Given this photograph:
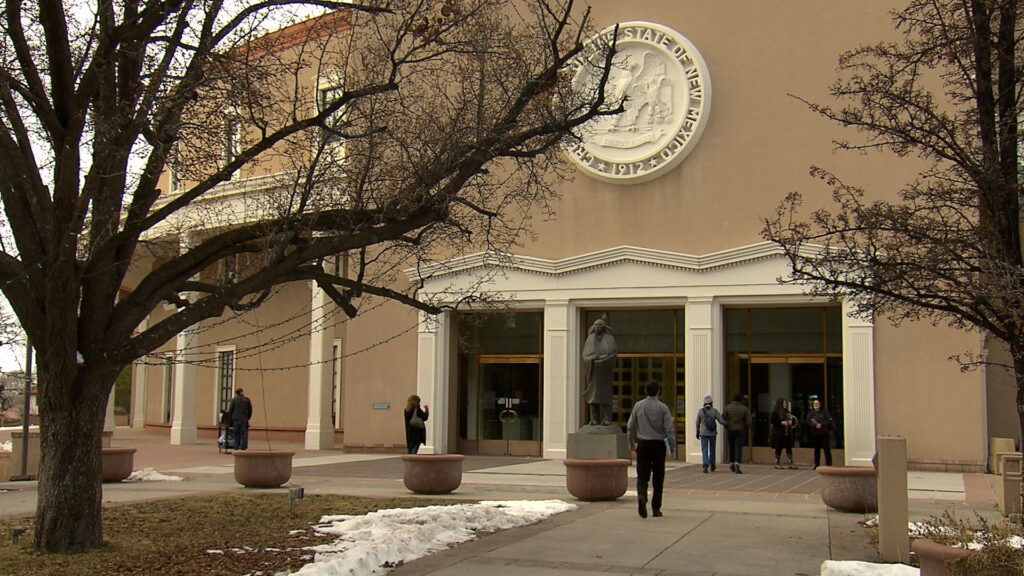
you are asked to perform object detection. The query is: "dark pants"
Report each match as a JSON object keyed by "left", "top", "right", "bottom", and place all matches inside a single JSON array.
[
  {"left": 812, "top": 434, "right": 833, "bottom": 467},
  {"left": 727, "top": 429, "right": 746, "bottom": 464},
  {"left": 232, "top": 420, "right": 249, "bottom": 450},
  {"left": 407, "top": 442, "right": 421, "bottom": 454},
  {"left": 636, "top": 439, "right": 667, "bottom": 512}
]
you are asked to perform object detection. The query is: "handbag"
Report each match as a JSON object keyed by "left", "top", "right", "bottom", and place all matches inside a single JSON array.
[{"left": 409, "top": 414, "right": 425, "bottom": 429}]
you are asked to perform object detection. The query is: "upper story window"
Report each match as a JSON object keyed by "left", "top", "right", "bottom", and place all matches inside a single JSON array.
[
  {"left": 221, "top": 112, "right": 242, "bottom": 177},
  {"left": 168, "top": 146, "right": 180, "bottom": 193},
  {"left": 318, "top": 82, "right": 347, "bottom": 157}
]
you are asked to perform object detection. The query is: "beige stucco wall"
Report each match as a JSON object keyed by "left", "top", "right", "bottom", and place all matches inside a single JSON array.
[
  {"left": 874, "top": 320, "right": 986, "bottom": 470},
  {"left": 340, "top": 293, "right": 418, "bottom": 450},
  {"left": 982, "top": 339, "right": 1021, "bottom": 446},
  {"left": 533, "top": 0, "right": 914, "bottom": 259}
]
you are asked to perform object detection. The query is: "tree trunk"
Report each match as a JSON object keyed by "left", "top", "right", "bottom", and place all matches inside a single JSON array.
[{"left": 33, "top": 369, "right": 110, "bottom": 552}]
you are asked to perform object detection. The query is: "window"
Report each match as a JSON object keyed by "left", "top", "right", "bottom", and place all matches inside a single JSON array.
[
  {"left": 162, "top": 354, "right": 174, "bottom": 424},
  {"left": 168, "top": 146, "right": 180, "bottom": 193},
  {"left": 217, "top": 349, "right": 235, "bottom": 417},
  {"left": 318, "top": 84, "right": 347, "bottom": 156},
  {"left": 725, "top": 306, "right": 844, "bottom": 450},
  {"left": 583, "top": 309, "right": 685, "bottom": 450},
  {"left": 332, "top": 340, "right": 343, "bottom": 428},
  {"left": 222, "top": 113, "right": 242, "bottom": 176}
]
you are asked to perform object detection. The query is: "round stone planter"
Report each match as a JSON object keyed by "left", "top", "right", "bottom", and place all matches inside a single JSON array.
[
  {"left": 233, "top": 450, "right": 294, "bottom": 488},
  {"left": 402, "top": 454, "right": 465, "bottom": 494},
  {"left": 817, "top": 465, "right": 877, "bottom": 513},
  {"left": 563, "top": 458, "right": 629, "bottom": 501},
  {"left": 911, "top": 538, "right": 972, "bottom": 576},
  {"left": 101, "top": 447, "right": 136, "bottom": 483}
]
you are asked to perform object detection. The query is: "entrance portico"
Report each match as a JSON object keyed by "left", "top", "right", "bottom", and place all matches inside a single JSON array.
[{"left": 410, "top": 243, "right": 876, "bottom": 467}]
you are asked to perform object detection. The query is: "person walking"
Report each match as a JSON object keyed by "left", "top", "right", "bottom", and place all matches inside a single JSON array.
[
  {"left": 696, "top": 394, "right": 728, "bottom": 473},
  {"left": 806, "top": 398, "right": 834, "bottom": 469},
  {"left": 770, "top": 398, "right": 799, "bottom": 469},
  {"left": 722, "top": 393, "right": 751, "bottom": 474},
  {"left": 627, "top": 380, "right": 676, "bottom": 519},
  {"left": 404, "top": 394, "right": 429, "bottom": 454},
  {"left": 230, "top": 388, "right": 253, "bottom": 451}
]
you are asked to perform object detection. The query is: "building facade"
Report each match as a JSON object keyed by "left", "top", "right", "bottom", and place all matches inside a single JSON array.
[{"left": 129, "top": 1, "right": 1018, "bottom": 472}]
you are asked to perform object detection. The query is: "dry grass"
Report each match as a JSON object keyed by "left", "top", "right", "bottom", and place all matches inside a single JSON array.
[
  {"left": 0, "top": 493, "right": 467, "bottom": 575},
  {"left": 914, "top": 511, "right": 1024, "bottom": 576}
]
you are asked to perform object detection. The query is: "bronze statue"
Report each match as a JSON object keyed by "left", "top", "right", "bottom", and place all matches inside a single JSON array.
[{"left": 582, "top": 318, "right": 618, "bottom": 426}]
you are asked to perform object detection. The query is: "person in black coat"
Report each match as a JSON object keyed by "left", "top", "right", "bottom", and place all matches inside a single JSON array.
[
  {"left": 806, "top": 398, "right": 834, "bottom": 469},
  {"left": 230, "top": 388, "right": 253, "bottom": 450},
  {"left": 404, "top": 394, "right": 429, "bottom": 454},
  {"left": 770, "top": 398, "right": 798, "bottom": 469}
]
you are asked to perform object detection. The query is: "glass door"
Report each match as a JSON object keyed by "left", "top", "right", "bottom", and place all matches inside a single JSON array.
[{"left": 476, "top": 359, "right": 541, "bottom": 456}]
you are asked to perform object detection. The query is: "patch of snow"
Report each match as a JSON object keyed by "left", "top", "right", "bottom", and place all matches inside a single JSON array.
[
  {"left": 290, "top": 500, "right": 576, "bottom": 576},
  {"left": 123, "top": 467, "right": 184, "bottom": 482},
  {"left": 820, "top": 560, "right": 918, "bottom": 575}
]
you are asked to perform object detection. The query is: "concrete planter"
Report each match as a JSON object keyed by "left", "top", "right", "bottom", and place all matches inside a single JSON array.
[
  {"left": 401, "top": 454, "right": 465, "bottom": 494},
  {"left": 911, "top": 538, "right": 972, "bottom": 576},
  {"left": 233, "top": 450, "right": 294, "bottom": 488},
  {"left": 563, "top": 458, "right": 629, "bottom": 501},
  {"left": 101, "top": 447, "right": 136, "bottom": 483},
  {"left": 817, "top": 466, "right": 877, "bottom": 513}
]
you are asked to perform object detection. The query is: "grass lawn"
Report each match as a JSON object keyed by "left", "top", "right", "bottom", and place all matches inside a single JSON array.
[{"left": 0, "top": 493, "right": 467, "bottom": 575}]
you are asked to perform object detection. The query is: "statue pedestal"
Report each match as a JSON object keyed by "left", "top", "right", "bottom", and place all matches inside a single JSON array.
[{"left": 567, "top": 427, "right": 630, "bottom": 459}]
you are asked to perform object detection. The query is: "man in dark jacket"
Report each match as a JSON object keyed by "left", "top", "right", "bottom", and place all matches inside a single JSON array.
[
  {"left": 722, "top": 394, "right": 752, "bottom": 474},
  {"left": 230, "top": 388, "right": 253, "bottom": 450}
]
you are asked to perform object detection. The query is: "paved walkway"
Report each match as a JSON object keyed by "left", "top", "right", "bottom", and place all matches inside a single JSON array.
[{"left": 0, "top": 428, "right": 1005, "bottom": 575}]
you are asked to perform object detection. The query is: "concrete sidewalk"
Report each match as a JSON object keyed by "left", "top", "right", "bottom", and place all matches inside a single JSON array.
[{"left": 0, "top": 427, "right": 1004, "bottom": 576}]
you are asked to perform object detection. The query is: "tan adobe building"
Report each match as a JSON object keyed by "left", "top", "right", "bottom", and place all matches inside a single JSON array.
[{"left": 127, "top": 1, "right": 1018, "bottom": 472}]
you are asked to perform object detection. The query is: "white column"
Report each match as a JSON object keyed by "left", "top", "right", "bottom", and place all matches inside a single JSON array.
[
  {"left": 305, "top": 284, "right": 335, "bottom": 449},
  {"left": 170, "top": 234, "right": 199, "bottom": 445},
  {"left": 131, "top": 317, "right": 149, "bottom": 429},
  {"left": 685, "top": 297, "right": 722, "bottom": 464},
  {"left": 843, "top": 302, "right": 876, "bottom": 466},
  {"left": 543, "top": 300, "right": 572, "bottom": 459},
  {"left": 418, "top": 311, "right": 449, "bottom": 454},
  {"left": 104, "top": 390, "right": 116, "bottom": 433},
  {"left": 170, "top": 325, "right": 198, "bottom": 444},
  {"left": 131, "top": 357, "right": 148, "bottom": 429}
]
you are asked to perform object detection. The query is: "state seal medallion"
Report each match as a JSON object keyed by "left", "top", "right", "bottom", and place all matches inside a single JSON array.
[{"left": 567, "top": 22, "right": 711, "bottom": 184}]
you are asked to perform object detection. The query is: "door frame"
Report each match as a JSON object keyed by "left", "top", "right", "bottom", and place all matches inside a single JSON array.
[{"left": 460, "top": 355, "right": 543, "bottom": 456}]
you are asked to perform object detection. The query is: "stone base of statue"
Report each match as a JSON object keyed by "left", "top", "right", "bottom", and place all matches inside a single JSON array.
[{"left": 567, "top": 428, "right": 630, "bottom": 459}]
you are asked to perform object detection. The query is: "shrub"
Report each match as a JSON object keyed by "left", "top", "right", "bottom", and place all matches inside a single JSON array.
[{"left": 913, "top": 511, "right": 1024, "bottom": 576}]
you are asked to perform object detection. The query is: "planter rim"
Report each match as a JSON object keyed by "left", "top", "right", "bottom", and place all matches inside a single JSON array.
[
  {"left": 563, "top": 458, "right": 631, "bottom": 467},
  {"left": 910, "top": 538, "right": 973, "bottom": 561},
  {"left": 816, "top": 465, "right": 876, "bottom": 476},
  {"left": 401, "top": 454, "right": 465, "bottom": 462},
  {"left": 101, "top": 447, "right": 137, "bottom": 454},
  {"left": 232, "top": 450, "right": 295, "bottom": 458}
]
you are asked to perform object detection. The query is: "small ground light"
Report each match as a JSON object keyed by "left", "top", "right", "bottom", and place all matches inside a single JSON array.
[
  {"left": 289, "top": 486, "right": 304, "bottom": 516},
  {"left": 9, "top": 526, "right": 26, "bottom": 545}
]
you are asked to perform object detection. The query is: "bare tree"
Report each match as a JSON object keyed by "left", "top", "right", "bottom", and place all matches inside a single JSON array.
[
  {"left": 0, "top": 0, "right": 617, "bottom": 552},
  {"left": 763, "top": 0, "right": 1024, "bottom": 486}
]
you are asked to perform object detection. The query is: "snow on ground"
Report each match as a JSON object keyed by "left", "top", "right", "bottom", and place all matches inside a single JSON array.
[
  {"left": 123, "top": 468, "right": 183, "bottom": 482},
  {"left": 242, "top": 500, "right": 578, "bottom": 576},
  {"left": 820, "top": 560, "right": 918, "bottom": 576}
]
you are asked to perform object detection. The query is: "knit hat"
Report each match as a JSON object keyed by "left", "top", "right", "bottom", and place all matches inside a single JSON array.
[{"left": 703, "top": 394, "right": 712, "bottom": 404}]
